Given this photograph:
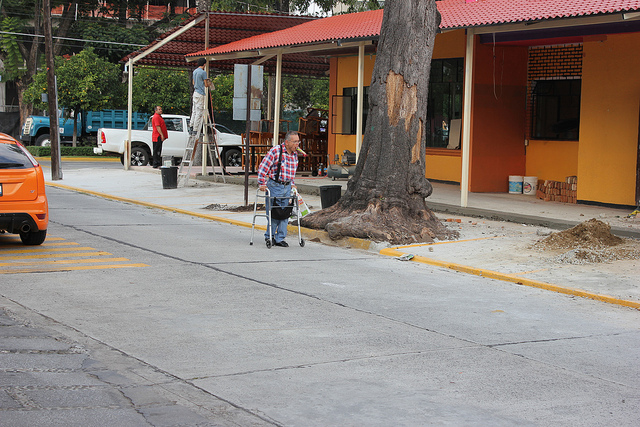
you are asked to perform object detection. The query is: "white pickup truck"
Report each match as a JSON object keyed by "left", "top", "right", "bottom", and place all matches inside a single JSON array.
[{"left": 93, "top": 114, "right": 243, "bottom": 167}]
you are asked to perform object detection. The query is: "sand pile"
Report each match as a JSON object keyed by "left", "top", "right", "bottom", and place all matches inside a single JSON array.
[{"left": 533, "top": 218, "right": 640, "bottom": 264}]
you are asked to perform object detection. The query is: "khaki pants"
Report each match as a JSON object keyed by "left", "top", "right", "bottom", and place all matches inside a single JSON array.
[{"left": 190, "top": 91, "right": 206, "bottom": 134}]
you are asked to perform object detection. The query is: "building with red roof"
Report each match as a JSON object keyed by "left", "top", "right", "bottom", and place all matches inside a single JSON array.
[{"left": 188, "top": 1, "right": 640, "bottom": 207}]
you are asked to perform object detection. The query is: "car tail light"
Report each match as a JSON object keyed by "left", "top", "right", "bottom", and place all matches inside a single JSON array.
[
  {"left": 100, "top": 131, "right": 106, "bottom": 145},
  {"left": 36, "top": 213, "right": 46, "bottom": 220}
]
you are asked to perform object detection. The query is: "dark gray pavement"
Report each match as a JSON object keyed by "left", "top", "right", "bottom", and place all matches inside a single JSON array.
[{"left": 0, "top": 306, "right": 263, "bottom": 426}]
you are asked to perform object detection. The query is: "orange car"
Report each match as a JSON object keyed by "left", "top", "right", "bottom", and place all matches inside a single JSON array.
[{"left": 0, "top": 133, "right": 48, "bottom": 245}]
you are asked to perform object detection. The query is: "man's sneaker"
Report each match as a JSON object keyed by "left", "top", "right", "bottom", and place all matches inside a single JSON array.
[{"left": 274, "top": 240, "right": 289, "bottom": 247}]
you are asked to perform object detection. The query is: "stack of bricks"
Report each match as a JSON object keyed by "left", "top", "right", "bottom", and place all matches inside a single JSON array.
[{"left": 536, "top": 176, "right": 578, "bottom": 204}]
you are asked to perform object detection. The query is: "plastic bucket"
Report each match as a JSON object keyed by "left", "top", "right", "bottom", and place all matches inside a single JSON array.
[
  {"left": 523, "top": 176, "right": 538, "bottom": 196},
  {"left": 319, "top": 185, "right": 342, "bottom": 209},
  {"left": 508, "top": 175, "right": 523, "bottom": 194},
  {"left": 161, "top": 166, "right": 178, "bottom": 189}
]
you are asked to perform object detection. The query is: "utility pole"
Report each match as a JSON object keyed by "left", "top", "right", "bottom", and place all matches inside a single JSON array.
[{"left": 43, "top": 0, "right": 62, "bottom": 180}]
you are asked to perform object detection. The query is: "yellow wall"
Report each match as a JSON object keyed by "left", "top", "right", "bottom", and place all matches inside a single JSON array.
[
  {"left": 525, "top": 140, "right": 579, "bottom": 181},
  {"left": 330, "top": 30, "right": 468, "bottom": 174},
  {"left": 433, "top": 29, "right": 466, "bottom": 59},
  {"left": 579, "top": 33, "right": 640, "bottom": 205},
  {"left": 426, "top": 151, "right": 462, "bottom": 182},
  {"left": 424, "top": 30, "right": 467, "bottom": 182},
  {"left": 334, "top": 55, "right": 376, "bottom": 156}
]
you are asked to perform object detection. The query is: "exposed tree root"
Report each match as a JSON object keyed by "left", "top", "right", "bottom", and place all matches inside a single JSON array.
[{"left": 301, "top": 199, "right": 457, "bottom": 245}]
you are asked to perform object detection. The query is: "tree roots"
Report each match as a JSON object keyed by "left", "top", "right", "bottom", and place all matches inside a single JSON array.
[{"left": 301, "top": 199, "right": 457, "bottom": 245}]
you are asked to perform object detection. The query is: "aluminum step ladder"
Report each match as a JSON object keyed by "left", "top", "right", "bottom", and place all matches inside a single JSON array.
[{"left": 177, "top": 125, "right": 225, "bottom": 187}]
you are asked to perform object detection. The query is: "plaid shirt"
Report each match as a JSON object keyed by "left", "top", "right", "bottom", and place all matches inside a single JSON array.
[{"left": 257, "top": 144, "right": 298, "bottom": 186}]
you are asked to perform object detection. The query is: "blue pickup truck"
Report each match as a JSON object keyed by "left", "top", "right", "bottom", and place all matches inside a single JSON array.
[{"left": 20, "top": 109, "right": 148, "bottom": 146}]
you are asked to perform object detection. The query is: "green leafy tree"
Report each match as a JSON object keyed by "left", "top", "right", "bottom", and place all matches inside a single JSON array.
[
  {"left": 23, "top": 48, "right": 125, "bottom": 145},
  {"left": 131, "top": 67, "right": 190, "bottom": 116},
  {"left": 282, "top": 75, "right": 329, "bottom": 110},
  {"left": 209, "top": 74, "right": 234, "bottom": 112},
  {"left": 0, "top": 16, "right": 26, "bottom": 81},
  {"left": 69, "top": 20, "right": 151, "bottom": 63}
]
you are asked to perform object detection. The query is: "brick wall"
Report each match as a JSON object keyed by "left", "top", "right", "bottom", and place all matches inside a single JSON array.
[{"left": 526, "top": 44, "right": 583, "bottom": 138}]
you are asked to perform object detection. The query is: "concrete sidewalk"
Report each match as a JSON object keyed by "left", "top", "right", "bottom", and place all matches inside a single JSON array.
[{"left": 43, "top": 163, "right": 640, "bottom": 309}]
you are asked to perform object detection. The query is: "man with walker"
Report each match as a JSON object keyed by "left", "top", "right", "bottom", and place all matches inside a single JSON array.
[{"left": 257, "top": 131, "right": 300, "bottom": 247}]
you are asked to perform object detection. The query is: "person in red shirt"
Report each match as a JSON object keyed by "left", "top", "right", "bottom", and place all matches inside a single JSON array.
[{"left": 151, "top": 105, "right": 168, "bottom": 168}]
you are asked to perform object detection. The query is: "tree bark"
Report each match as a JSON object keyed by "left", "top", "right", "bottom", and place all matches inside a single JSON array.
[{"left": 301, "top": 0, "right": 456, "bottom": 245}]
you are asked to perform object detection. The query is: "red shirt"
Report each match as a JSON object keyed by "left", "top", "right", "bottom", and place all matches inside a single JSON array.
[{"left": 151, "top": 113, "right": 167, "bottom": 141}]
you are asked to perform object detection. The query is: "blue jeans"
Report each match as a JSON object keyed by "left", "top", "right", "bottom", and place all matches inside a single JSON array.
[{"left": 265, "top": 180, "right": 291, "bottom": 243}]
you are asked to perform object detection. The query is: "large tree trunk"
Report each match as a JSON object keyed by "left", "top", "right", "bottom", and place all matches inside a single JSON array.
[{"left": 301, "top": 0, "right": 456, "bottom": 245}]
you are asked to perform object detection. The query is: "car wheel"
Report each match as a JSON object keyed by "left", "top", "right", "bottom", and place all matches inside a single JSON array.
[
  {"left": 131, "top": 145, "right": 151, "bottom": 166},
  {"left": 36, "top": 134, "right": 51, "bottom": 147},
  {"left": 20, "top": 229, "right": 47, "bottom": 245},
  {"left": 224, "top": 148, "right": 242, "bottom": 167}
]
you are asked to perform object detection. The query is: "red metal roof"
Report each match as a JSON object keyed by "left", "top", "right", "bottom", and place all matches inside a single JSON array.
[
  {"left": 122, "top": 11, "right": 328, "bottom": 76},
  {"left": 438, "top": 0, "right": 640, "bottom": 29},
  {"left": 190, "top": 1, "right": 640, "bottom": 59},
  {"left": 188, "top": 9, "right": 384, "bottom": 57}
]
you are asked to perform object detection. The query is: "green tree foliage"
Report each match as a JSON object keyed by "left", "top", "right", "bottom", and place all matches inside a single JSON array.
[
  {"left": 131, "top": 67, "right": 190, "bottom": 115},
  {"left": 209, "top": 74, "right": 234, "bottom": 112},
  {"left": 23, "top": 48, "right": 124, "bottom": 113},
  {"left": 69, "top": 20, "right": 151, "bottom": 63},
  {"left": 282, "top": 75, "right": 329, "bottom": 110},
  {"left": 0, "top": 16, "right": 25, "bottom": 81}
]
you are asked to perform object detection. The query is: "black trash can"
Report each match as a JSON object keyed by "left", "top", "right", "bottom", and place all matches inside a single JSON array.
[
  {"left": 319, "top": 185, "right": 342, "bottom": 209},
  {"left": 160, "top": 166, "right": 178, "bottom": 189}
]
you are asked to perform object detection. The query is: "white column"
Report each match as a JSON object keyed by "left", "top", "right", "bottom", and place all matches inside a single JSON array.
[
  {"left": 126, "top": 58, "right": 133, "bottom": 171},
  {"left": 461, "top": 28, "right": 474, "bottom": 207},
  {"left": 356, "top": 42, "right": 365, "bottom": 160},
  {"left": 273, "top": 51, "right": 283, "bottom": 146}
]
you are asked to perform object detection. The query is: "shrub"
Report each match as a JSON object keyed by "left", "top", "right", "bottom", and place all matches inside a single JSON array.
[{"left": 26, "top": 146, "right": 105, "bottom": 157}]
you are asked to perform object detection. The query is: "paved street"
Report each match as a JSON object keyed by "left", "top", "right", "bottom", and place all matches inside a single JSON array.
[{"left": 1, "top": 177, "right": 639, "bottom": 425}]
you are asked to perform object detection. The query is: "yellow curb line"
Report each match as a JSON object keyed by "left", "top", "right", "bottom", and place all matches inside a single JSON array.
[
  {"left": 379, "top": 248, "right": 640, "bottom": 310},
  {"left": 49, "top": 181, "right": 638, "bottom": 310},
  {"left": 45, "top": 181, "right": 374, "bottom": 250},
  {"left": 46, "top": 181, "right": 257, "bottom": 229},
  {"left": 37, "top": 156, "right": 120, "bottom": 162}
]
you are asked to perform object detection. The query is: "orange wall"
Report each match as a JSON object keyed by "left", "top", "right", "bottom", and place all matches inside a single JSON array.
[
  {"left": 433, "top": 29, "right": 466, "bottom": 59},
  {"left": 469, "top": 40, "right": 528, "bottom": 192},
  {"left": 525, "top": 140, "right": 579, "bottom": 181},
  {"left": 578, "top": 32, "right": 640, "bottom": 205}
]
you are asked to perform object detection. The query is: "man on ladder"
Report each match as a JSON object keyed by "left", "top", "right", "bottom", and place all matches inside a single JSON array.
[
  {"left": 179, "top": 58, "right": 225, "bottom": 186},
  {"left": 190, "top": 58, "right": 212, "bottom": 136}
]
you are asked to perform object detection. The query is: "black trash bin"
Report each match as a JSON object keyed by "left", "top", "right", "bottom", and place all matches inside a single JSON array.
[
  {"left": 160, "top": 166, "right": 178, "bottom": 189},
  {"left": 319, "top": 185, "right": 342, "bottom": 209}
]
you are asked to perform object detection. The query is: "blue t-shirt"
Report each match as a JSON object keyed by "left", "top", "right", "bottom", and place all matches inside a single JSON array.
[{"left": 193, "top": 67, "right": 207, "bottom": 96}]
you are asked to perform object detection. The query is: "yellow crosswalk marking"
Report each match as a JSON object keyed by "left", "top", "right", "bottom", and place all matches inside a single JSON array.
[
  {"left": 0, "top": 242, "right": 80, "bottom": 249},
  {"left": 0, "top": 237, "right": 148, "bottom": 273},
  {"left": 0, "top": 257, "right": 129, "bottom": 267},
  {"left": 0, "top": 251, "right": 112, "bottom": 260},
  {"left": 0, "top": 264, "right": 149, "bottom": 274},
  {"left": 0, "top": 247, "right": 97, "bottom": 255}
]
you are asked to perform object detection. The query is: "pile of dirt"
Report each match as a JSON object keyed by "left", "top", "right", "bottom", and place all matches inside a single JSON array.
[
  {"left": 532, "top": 218, "right": 640, "bottom": 264},
  {"left": 535, "top": 218, "right": 623, "bottom": 250}
]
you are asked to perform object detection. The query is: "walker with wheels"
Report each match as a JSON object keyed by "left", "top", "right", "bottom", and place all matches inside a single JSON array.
[{"left": 249, "top": 188, "right": 305, "bottom": 248}]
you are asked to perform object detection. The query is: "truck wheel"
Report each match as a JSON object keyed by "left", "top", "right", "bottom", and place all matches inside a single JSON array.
[
  {"left": 224, "top": 148, "right": 242, "bottom": 167},
  {"left": 130, "top": 145, "right": 151, "bottom": 166},
  {"left": 36, "top": 134, "right": 51, "bottom": 147}
]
